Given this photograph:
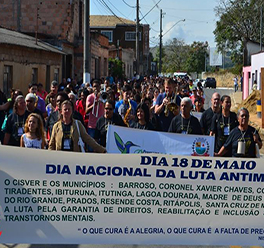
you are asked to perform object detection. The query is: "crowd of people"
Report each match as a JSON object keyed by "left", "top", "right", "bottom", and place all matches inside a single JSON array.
[{"left": 0, "top": 75, "right": 262, "bottom": 158}]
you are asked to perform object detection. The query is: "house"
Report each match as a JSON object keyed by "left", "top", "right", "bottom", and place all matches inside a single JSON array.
[
  {"left": 0, "top": 27, "right": 65, "bottom": 96},
  {"left": 244, "top": 40, "right": 264, "bottom": 66},
  {"left": 0, "top": 0, "right": 109, "bottom": 83},
  {"left": 242, "top": 51, "right": 264, "bottom": 100},
  {"left": 90, "top": 15, "right": 150, "bottom": 76}
]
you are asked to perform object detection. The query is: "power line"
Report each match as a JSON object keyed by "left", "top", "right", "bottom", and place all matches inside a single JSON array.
[
  {"left": 163, "top": 19, "right": 185, "bottom": 37},
  {"left": 152, "top": 0, "right": 160, "bottom": 10},
  {"left": 105, "top": 0, "right": 129, "bottom": 19},
  {"left": 141, "top": 4, "right": 213, "bottom": 12},
  {"left": 140, "top": 0, "right": 161, "bottom": 21},
  {"left": 139, "top": 10, "right": 159, "bottom": 33},
  {"left": 96, "top": 0, "right": 128, "bottom": 25},
  {"left": 92, "top": 0, "right": 105, "bottom": 14},
  {"left": 122, "top": 0, "right": 136, "bottom": 8}
]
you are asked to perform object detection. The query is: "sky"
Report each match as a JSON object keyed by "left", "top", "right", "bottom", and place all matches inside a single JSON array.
[{"left": 90, "top": 0, "right": 220, "bottom": 48}]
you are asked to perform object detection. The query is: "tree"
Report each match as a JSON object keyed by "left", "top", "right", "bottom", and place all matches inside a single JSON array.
[
  {"left": 108, "top": 58, "right": 124, "bottom": 79},
  {"left": 214, "top": 0, "right": 263, "bottom": 65},
  {"left": 153, "top": 46, "right": 166, "bottom": 73},
  {"left": 163, "top": 38, "right": 190, "bottom": 72},
  {"left": 185, "top": 41, "right": 208, "bottom": 74}
]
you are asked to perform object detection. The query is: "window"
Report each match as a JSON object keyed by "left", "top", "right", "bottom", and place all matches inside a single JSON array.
[
  {"left": 32, "top": 68, "right": 38, "bottom": 84},
  {"left": 3, "top": 66, "right": 13, "bottom": 96},
  {"left": 125, "top": 32, "right": 141, "bottom": 41},
  {"left": 54, "top": 68, "right": 59, "bottom": 82},
  {"left": 101, "top": 30, "right": 113, "bottom": 42}
]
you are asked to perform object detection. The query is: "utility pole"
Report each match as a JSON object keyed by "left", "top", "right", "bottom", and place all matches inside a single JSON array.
[
  {"left": 260, "top": 5, "right": 263, "bottom": 51},
  {"left": 159, "top": 9, "right": 163, "bottom": 74},
  {"left": 83, "top": 0, "right": 91, "bottom": 86},
  {"left": 136, "top": 0, "right": 140, "bottom": 75}
]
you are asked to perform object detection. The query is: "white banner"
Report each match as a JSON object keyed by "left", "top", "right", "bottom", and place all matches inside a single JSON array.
[
  {"left": 209, "top": 47, "right": 223, "bottom": 66},
  {"left": 1, "top": 146, "right": 264, "bottom": 245},
  {"left": 106, "top": 125, "right": 215, "bottom": 156}
]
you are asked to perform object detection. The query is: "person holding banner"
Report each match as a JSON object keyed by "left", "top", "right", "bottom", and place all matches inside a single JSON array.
[
  {"left": 215, "top": 108, "right": 262, "bottom": 157},
  {"left": 95, "top": 100, "right": 125, "bottom": 147},
  {"left": 49, "top": 100, "right": 106, "bottom": 153},
  {"left": 168, "top": 97, "right": 202, "bottom": 135},
  {"left": 130, "top": 102, "right": 155, "bottom": 130},
  {"left": 200, "top": 92, "right": 221, "bottom": 135},
  {"left": 210, "top": 95, "right": 238, "bottom": 157}
]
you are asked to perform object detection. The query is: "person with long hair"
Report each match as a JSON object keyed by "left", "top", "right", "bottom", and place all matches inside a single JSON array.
[
  {"left": 49, "top": 100, "right": 106, "bottom": 153},
  {"left": 130, "top": 102, "right": 154, "bottom": 130},
  {"left": 20, "top": 113, "right": 45, "bottom": 149},
  {"left": 3, "top": 95, "right": 29, "bottom": 146}
]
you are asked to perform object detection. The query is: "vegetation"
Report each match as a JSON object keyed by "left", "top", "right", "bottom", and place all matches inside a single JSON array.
[
  {"left": 108, "top": 58, "right": 124, "bottom": 79},
  {"left": 214, "top": 0, "right": 263, "bottom": 66}
]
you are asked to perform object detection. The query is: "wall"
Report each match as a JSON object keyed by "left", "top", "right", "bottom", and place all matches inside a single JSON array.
[
  {"left": 242, "top": 66, "right": 251, "bottom": 100},
  {"left": 0, "top": 44, "right": 62, "bottom": 95},
  {"left": 0, "top": 0, "right": 81, "bottom": 43},
  {"left": 251, "top": 52, "right": 264, "bottom": 90}
]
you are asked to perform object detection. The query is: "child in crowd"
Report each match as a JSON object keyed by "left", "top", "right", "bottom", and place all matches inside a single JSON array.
[{"left": 20, "top": 113, "right": 45, "bottom": 149}]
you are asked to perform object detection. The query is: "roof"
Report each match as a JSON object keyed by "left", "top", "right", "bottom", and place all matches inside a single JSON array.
[
  {"left": 90, "top": 15, "right": 136, "bottom": 28},
  {"left": 0, "top": 27, "right": 65, "bottom": 55}
]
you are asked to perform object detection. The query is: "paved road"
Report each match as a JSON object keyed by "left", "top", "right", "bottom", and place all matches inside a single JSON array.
[{"left": 203, "top": 87, "right": 234, "bottom": 110}]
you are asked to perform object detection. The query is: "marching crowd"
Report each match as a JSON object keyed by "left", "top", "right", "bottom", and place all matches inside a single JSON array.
[{"left": 0, "top": 75, "right": 262, "bottom": 158}]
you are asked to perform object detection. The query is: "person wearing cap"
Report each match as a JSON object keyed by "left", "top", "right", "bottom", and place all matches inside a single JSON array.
[
  {"left": 25, "top": 93, "right": 45, "bottom": 124},
  {"left": 28, "top": 83, "right": 47, "bottom": 117}
]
